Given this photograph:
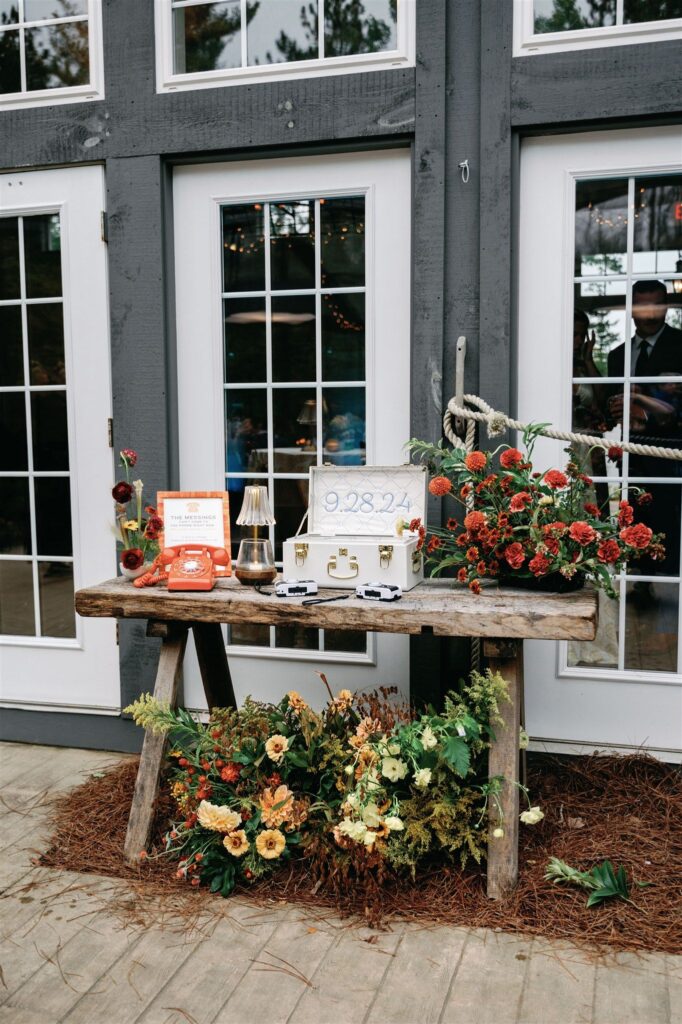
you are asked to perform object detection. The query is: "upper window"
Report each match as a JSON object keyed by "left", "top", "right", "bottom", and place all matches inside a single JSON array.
[
  {"left": 0, "top": 0, "right": 103, "bottom": 110},
  {"left": 155, "top": 0, "right": 414, "bottom": 93},
  {"left": 514, "top": 0, "right": 682, "bottom": 55}
]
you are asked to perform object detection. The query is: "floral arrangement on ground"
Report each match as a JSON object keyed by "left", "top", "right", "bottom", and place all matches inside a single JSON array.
[
  {"left": 407, "top": 425, "right": 664, "bottom": 595},
  {"left": 124, "top": 673, "right": 542, "bottom": 898}
]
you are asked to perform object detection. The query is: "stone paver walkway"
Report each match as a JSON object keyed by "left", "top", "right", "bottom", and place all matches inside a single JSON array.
[{"left": 0, "top": 742, "right": 679, "bottom": 1024}]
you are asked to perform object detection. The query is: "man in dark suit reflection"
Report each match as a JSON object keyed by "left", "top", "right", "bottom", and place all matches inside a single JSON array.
[{"left": 607, "top": 280, "right": 682, "bottom": 589}]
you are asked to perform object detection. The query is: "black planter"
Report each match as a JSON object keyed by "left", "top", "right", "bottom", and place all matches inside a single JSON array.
[{"left": 497, "top": 572, "right": 585, "bottom": 594}]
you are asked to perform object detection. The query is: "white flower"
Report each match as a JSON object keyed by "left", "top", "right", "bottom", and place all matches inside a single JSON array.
[
  {"left": 363, "top": 830, "right": 377, "bottom": 847},
  {"left": 520, "top": 806, "right": 544, "bottom": 825},
  {"left": 413, "top": 768, "right": 432, "bottom": 788},
  {"left": 381, "top": 757, "right": 408, "bottom": 782},
  {"left": 384, "top": 816, "right": 404, "bottom": 832},
  {"left": 338, "top": 819, "right": 369, "bottom": 843},
  {"left": 366, "top": 768, "right": 382, "bottom": 792},
  {"left": 538, "top": 495, "right": 554, "bottom": 506},
  {"left": 492, "top": 827, "right": 505, "bottom": 839},
  {"left": 344, "top": 765, "right": 354, "bottom": 775},
  {"left": 361, "top": 802, "right": 382, "bottom": 827},
  {"left": 420, "top": 725, "right": 438, "bottom": 750},
  {"left": 519, "top": 728, "right": 530, "bottom": 750},
  {"left": 265, "top": 734, "right": 289, "bottom": 763},
  {"left": 132, "top": 479, "right": 144, "bottom": 498},
  {"left": 387, "top": 741, "right": 401, "bottom": 756}
]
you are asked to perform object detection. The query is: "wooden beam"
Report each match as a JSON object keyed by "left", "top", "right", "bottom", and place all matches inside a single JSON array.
[
  {"left": 76, "top": 577, "right": 598, "bottom": 642},
  {"left": 484, "top": 638, "right": 522, "bottom": 900},
  {"left": 193, "top": 623, "right": 237, "bottom": 711},
  {"left": 123, "top": 626, "right": 188, "bottom": 863}
]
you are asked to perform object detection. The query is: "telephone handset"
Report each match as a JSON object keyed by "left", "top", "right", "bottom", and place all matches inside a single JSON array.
[{"left": 134, "top": 545, "right": 230, "bottom": 591}]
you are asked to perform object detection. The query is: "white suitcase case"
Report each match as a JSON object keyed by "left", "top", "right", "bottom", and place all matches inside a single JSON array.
[{"left": 282, "top": 465, "right": 428, "bottom": 591}]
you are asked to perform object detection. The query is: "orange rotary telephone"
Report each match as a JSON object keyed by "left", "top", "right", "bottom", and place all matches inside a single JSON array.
[{"left": 134, "top": 545, "right": 230, "bottom": 591}]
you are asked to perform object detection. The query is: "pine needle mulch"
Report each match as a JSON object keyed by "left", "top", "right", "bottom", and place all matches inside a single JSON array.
[{"left": 37, "top": 752, "right": 682, "bottom": 954}]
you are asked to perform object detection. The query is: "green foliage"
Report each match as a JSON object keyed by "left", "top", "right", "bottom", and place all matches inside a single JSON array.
[{"left": 545, "top": 856, "right": 637, "bottom": 908}]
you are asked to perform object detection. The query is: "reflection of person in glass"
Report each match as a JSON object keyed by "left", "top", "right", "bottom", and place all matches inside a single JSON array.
[
  {"left": 572, "top": 308, "right": 604, "bottom": 431},
  {"left": 607, "top": 280, "right": 682, "bottom": 583}
]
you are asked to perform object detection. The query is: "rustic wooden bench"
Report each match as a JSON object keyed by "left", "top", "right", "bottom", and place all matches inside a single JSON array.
[{"left": 75, "top": 577, "right": 597, "bottom": 899}]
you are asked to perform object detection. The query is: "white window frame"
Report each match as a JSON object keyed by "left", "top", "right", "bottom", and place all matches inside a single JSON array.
[
  {"left": 0, "top": 0, "right": 104, "bottom": 112},
  {"left": 155, "top": 0, "right": 415, "bottom": 95},
  {"left": 513, "top": 0, "right": 682, "bottom": 56}
]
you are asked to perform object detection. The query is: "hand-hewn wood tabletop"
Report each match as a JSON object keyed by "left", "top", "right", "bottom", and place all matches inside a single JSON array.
[{"left": 75, "top": 577, "right": 598, "bottom": 899}]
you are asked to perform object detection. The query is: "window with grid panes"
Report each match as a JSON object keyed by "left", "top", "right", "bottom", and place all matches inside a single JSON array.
[
  {"left": 223, "top": 195, "right": 368, "bottom": 655},
  {"left": 515, "top": 0, "right": 682, "bottom": 54},
  {"left": 157, "top": 0, "right": 413, "bottom": 93},
  {"left": 0, "top": 212, "right": 76, "bottom": 639},
  {"left": 568, "top": 173, "right": 682, "bottom": 675},
  {"left": 0, "top": 0, "right": 103, "bottom": 108}
]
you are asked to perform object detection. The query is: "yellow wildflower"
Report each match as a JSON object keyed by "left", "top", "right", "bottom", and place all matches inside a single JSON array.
[
  {"left": 265, "top": 734, "right": 289, "bottom": 763},
  {"left": 223, "top": 830, "right": 249, "bottom": 857},
  {"left": 256, "top": 828, "right": 286, "bottom": 860},
  {"left": 287, "top": 691, "right": 308, "bottom": 713}
]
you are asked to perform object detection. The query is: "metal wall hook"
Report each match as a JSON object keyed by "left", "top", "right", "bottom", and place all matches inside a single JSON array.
[
  {"left": 454, "top": 335, "right": 467, "bottom": 436},
  {"left": 458, "top": 159, "right": 470, "bottom": 183}
]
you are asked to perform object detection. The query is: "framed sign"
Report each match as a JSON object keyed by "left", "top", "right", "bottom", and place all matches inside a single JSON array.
[{"left": 157, "top": 492, "right": 230, "bottom": 568}]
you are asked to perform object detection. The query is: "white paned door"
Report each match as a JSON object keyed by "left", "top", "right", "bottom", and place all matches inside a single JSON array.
[
  {"left": 0, "top": 165, "right": 118, "bottom": 712},
  {"left": 173, "top": 150, "right": 412, "bottom": 710},
  {"left": 518, "top": 126, "right": 682, "bottom": 760}
]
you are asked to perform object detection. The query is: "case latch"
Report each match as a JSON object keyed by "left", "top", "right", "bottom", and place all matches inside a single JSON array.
[
  {"left": 328, "top": 550, "right": 359, "bottom": 580},
  {"left": 378, "top": 544, "right": 393, "bottom": 569},
  {"left": 294, "top": 542, "right": 308, "bottom": 566},
  {"left": 412, "top": 549, "right": 423, "bottom": 573}
]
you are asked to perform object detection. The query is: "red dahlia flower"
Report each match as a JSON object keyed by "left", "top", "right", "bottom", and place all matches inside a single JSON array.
[
  {"left": 500, "top": 448, "right": 523, "bottom": 469},
  {"left": 509, "top": 491, "right": 531, "bottom": 513},
  {"left": 637, "top": 492, "right": 653, "bottom": 506},
  {"left": 607, "top": 446, "right": 623, "bottom": 461},
  {"left": 568, "top": 521, "right": 596, "bottom": 545},
  {"left": 457, "top": 568, "right": 468, "bottom": 583},
  {"left": 544, "top": 470, "right": 568, "bottom": 489},
  {"left": 597, "top": 540, "right": 621, "bottom": 563},
  {"left": 446, "top": 517, "right": 459, "bottom": 531},
  {"left": 529, "top": 552, "right": 551, "bottom": 576},
  {"left": 503, "top": 542, "right": 526, "bottom": 569},
  {"left": 428, "top": 476, "right": 452, "bottom": 497},
  {"left": 112, "top": 481, "right": 133, "bottom": 504},
  {"left": 584, "top": 503, "right": 600, "bottom": 517},
  {"left": 466, "top": 546, "right": 479, "bottom": 563},
  {"left": 618, "top": 501, "right": 634, "bottom": 527},
  {"left": 464, "top": 451, "right": 487, "bottom": 472},
  {"left": 121, "top": 548, "right": 144, "bottom": 570},
  {"left": 620, "top": 523, "right": 653, "bottom": 549},
  {"left": 464, "top": 510, "right": 487, "bottom": 533},
  {"left": 469, "top": 579, "right": 481, "bottom": 594}
]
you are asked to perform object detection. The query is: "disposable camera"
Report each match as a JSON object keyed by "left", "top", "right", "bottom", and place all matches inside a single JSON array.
[
  {"left": 355, "top": 582, "right": 402, "bottom": 602},
  {"left": 276, "top": 579, "right": 318, "bottom": 597}
]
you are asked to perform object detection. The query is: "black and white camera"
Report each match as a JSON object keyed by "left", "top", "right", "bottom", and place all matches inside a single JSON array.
[
  {"left": 355, "top": 582, "right": 402, "bottom": 602},
  {"left": 276, "top": 579, "right": 318, "bottom": 597}
]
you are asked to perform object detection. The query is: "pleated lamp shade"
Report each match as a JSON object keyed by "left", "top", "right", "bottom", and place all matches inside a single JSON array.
[{"left": 236, "top": 485, "right": 276, "bottom": 527}]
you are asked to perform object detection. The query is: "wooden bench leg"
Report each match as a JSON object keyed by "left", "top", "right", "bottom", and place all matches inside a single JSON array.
[
  {"left": 192, "top": 622, "right": 237, "bottom": 710},
  {"left": 123, "top": 623, "right": 188, "bottom": 864},
  {"left": 483, "top": 638, "right": 523, "bottom": 900}
]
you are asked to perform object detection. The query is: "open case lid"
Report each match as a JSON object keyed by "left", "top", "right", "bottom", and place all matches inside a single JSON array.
[{"left": 305, "top": 464, "right": 428, "bottom": 537}]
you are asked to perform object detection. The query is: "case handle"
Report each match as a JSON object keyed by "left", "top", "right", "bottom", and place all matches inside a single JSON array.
[{"left": 327, "top": 553, "right": 359, "bottom": 579}]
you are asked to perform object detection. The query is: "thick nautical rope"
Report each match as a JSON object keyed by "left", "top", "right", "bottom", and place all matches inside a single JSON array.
[{"left": 443, "top": 393, "right": 682, "bottom": 461}]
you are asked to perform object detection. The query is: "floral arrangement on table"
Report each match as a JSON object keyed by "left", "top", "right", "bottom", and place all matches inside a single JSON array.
[
  {"left": 112, "top": 448, "right": 163, "bottom": 575},
  {"left": 407, "top": 426, "right": 665, "bottom": 596},
  {"left": 125, "top": 673, "right": 542, "bottom": 897}
]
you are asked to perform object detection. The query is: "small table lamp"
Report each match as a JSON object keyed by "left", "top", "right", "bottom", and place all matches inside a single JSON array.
[{"left": 234, "top": 485, "right": 277, "bottom": 585}]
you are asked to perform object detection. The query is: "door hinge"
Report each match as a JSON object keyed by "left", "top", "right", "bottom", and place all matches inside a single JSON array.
[
  {"left": 100, "top": 211, "right": 108, "bottom": 243},
  {"left": 107, "top": 417, "right": 114, "bottom": 448},
  {"left": 116, "top": 621, "right": 120, "bottom": 646}
]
